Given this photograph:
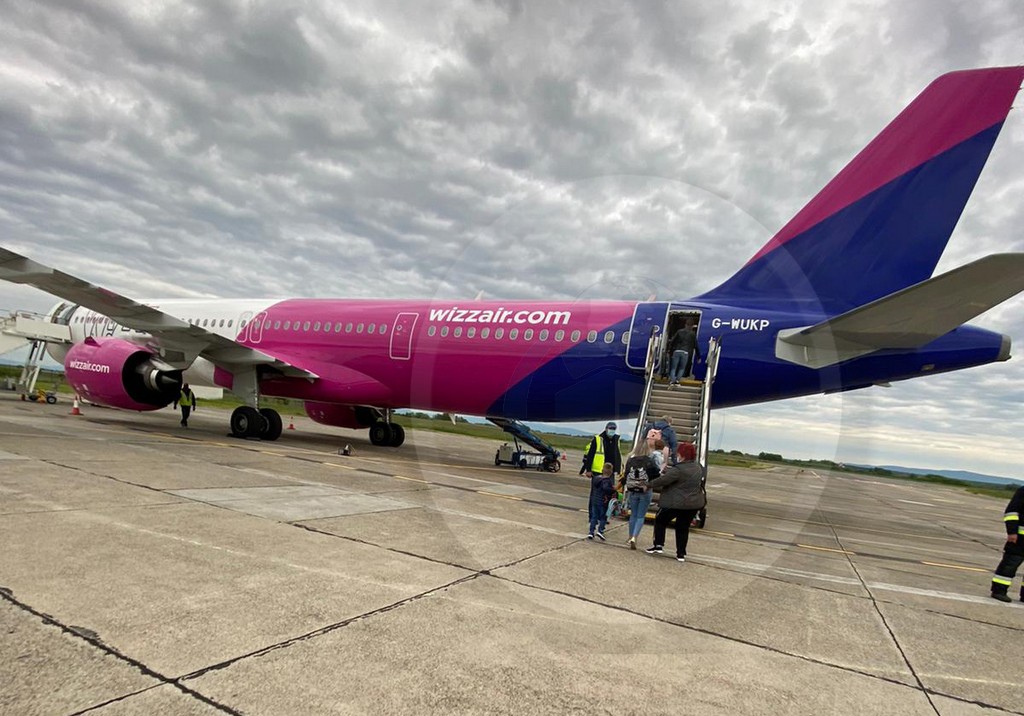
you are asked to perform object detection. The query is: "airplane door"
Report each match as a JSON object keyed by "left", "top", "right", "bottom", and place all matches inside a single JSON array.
[
  {"left": 626, "top": 302, "right": 670, "bottom": 369},
  {"left": 390, "top": 312, "right": 418, "bottom": 360}
]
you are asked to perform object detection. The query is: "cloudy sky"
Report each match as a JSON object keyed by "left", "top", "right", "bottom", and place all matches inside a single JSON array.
[{"left": 1, "top": 1, "right": 1023, "bottom": 477}]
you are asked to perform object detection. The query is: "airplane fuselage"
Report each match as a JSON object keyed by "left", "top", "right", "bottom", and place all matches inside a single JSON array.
[{"left": 48, "top": 297, "right": 1009, "bottom": 422}]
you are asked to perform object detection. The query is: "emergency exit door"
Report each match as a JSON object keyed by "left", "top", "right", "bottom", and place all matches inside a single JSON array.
[{"left": 390, "top": 312, "right": 418, "bottom": 360}]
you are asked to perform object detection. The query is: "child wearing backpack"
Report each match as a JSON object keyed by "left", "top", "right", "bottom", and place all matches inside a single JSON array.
[
  {"left": 622, "top": 442, "right": 660, "bottom": 549},
  {"left": 587, "top": 463, "right": 616, "bottom": 540}
]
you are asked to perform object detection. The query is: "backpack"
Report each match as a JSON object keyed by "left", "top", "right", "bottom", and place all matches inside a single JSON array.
[{"left": 624, "top": 455, "right": 654, "bottom": 493}]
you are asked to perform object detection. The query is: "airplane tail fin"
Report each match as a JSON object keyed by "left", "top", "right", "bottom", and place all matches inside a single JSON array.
[{"left": 698, "top": 67, "right": 1024, "bottom": 312}]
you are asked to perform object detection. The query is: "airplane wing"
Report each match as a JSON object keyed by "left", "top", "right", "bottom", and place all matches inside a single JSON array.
[
  {"left": 776, "top": 253, "right": 1024, "bottom": 369},
  {"left": 0, "top": 247, "right": 316, "bottom": 378}
]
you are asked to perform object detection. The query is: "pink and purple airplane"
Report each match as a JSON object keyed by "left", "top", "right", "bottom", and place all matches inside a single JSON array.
[{"left": 3, "top": 67, "right": 1024, "bottom": 449}]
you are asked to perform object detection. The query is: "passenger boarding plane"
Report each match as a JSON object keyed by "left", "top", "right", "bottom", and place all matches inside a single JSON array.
[{"left": 3, "top": 67, "right": 1024, "bottom": 457}]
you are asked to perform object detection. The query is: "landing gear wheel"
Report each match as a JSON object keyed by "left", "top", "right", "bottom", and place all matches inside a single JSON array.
[
  {"left": 259, "top": 408, "right": 283, "bottom": 441},
  {"left": 544, "top": 458, "right": 561, "bottom": 473},
  {"left": 45, "top": 395, "right": 57, "bottom": 405},
  {"left": 387, "top": 423, "right": 405, "bottom": 447},
  {"left": 230, "top": 406, "right": 266, "bottom": 438},
  {"left": 368, "top": 421, "right": 393, "bottom": 446}
]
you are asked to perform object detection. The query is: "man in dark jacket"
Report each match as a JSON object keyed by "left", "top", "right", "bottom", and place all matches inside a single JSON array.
[
  {"left": 645, "top": 442, "right": 706, "bottom": 562},
  {"left": 667, "top": 321, "right": 700, "bottom": 384},
  {"left": 991, "top": 484, "right": 1024, "bottom": 602},
  {"left": 581, "top": 421, "right": 622, "bottom": 477}
]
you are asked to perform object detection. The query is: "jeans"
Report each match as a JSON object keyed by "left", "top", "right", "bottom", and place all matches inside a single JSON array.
[
  {"left": 669, "top": 349, "right": 692, "bottom": 382},
  {"left": 627, "top": 490, "right": 653, "bottom": 538},
  {"left": 588, "top": 500, "right": 608, "bottom": 534}
]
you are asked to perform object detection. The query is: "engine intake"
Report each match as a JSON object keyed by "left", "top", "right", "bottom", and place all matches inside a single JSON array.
[{"left": 65, "top": 337, "right": 182, "bottom": 411}]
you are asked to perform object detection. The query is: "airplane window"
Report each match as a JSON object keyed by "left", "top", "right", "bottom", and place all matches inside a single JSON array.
[
  {"left": 284, "top": 321, "right": 291, "bottom": 329},
  {"left": 240, "top": 320, "right": 247, "bottom": 328},
  {"left": 539, "top": 329, "right": 549, "bottom": 341},
  {"left": 346, "top": 322, "right": 353, "bottom": 332},
  {"left": 494, "top": 328, "right": 504, "bottom": 339},
  {"left": 227, "top": 320, "right": 233, "bottom": 327},
  {"left": 368, "top": 323, "right": 376, "bottom": 334},
  {"left": 356, "top": 323, "right": 364, "bottom": 333},
  {"left": 453, "top": 327, "right": 462, "bottom": 338},
  {"left": 219, "top": 319, "right": 225, "bottom": 327},
  {"left": 294, "top": 322, "right": 300, "bottom": 331},
  {"left": 334, "top": 323, "right": 342, "bottom": 332},
  {"left": 323, "top": 323, "right": 330, "bottom": 333},
  {"left": 509, "top": 328, "right": 519, "bottom": 339},
  {"left": 467, "top": 326, "right": 477, "bottom": 338},
  {"left": 314, "top": 321, "right": 321, "bottom": 331},
  {"left": 379, "top": 323, "right": 387, "bottom": 334},
  {"left": 440, "top": 326, "right": 449, "bottom": 337},
  {"left": 587, "top": 330, "right": 597, "bottom": 343},
  {"left": 620, "top": 332, "right": 628, "bottom": 344},
  {"left": 427, "top": 325, "right": 437, "bottom": 337},
  {"left": 481, "top": 327, "right": 490, "bottom": 339},
  {"left": 555, "top": 330, "right": 564, "bottom": 341},
  {"left": 273, "top": 321, "right": 280, "bottom": 329},
  {"left": 202, "top": 319, "right": 209, "bottom": 327},
  {"left": 303, "top": 321, "right": 311, "bottom": 331},
  {"left": 604, "top": 331, "right": 614, "bottom": 344},
  {"left": 524, "top": 328, "right": 534, "bottom": 340}
]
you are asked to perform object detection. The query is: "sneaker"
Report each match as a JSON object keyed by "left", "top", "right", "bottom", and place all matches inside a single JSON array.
[
  {"left": 595, "top": 531, "right": 606, "bottom": 541},
  {"left": 677, "top": 557, "right": 686, "bottom": 562},
  {"left": 587, "top": 533, "right": 594, "bottom": 540},
  {"left": 628, "top": 537, "right": 636, "bottom": 550},
  {"left": 991, "top": 592, "right": 1012, "bottom": 603},
  {"left": 645, "top": 546, "right": 663, "bottom": 554}
]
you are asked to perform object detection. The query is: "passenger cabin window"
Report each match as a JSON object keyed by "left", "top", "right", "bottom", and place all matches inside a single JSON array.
[
  {"left": 440, "top": 326, "right": 449, "bottom": 337},
  {"left": 453, "top": 327, "right": 462, "bottom": 337},
  {"left": 523, "top": 329, "right": 534, "bottom": 340},
  {"left": 284, "top": 321, "right": 291, "bottom": 329},
  {"left": 379, "top": 323, "right": 387, "bottom": 334},
  {"left": 587, "top": 330, "right": 597, "bottom": 343},
  {"left": 334, "top": 323, "right": 342, "bottom": 332},
  {"left": 495, "top": 328, "right": 504, "bottom": 339},
  {"left": 509, "top": 328, "right": 519, "bottom": 339},
  {"left": 467, "top": 327, "right": 476, "bottom": 338},
  {"left": 314, "top": 321, "right": 321, "bottom": 331},
  {"left": 228, "top": 320, "right": 233, "bottom": 327},
  {"left": 481, "top": 327, "right": 490, "bottom": 339},
  {"left": 428, "top": 325, "right": 437, "bottom": 337},
  {"left": 356, "top": 323, "right": 364, "bottom": 333},
  {"left": 539, "top": 329, "right": 549, "bottom": 341},
  {"left": 555, "top": 330, "right": 564, "bottom": 341},
  {"left": 604, "top": 331, "right": 614, "bottom": 344},
  {"left": 368, "top": 323, "right": 376, "bottom": 334},
  {"left": 303, "top": 321, "right": 311, "bottom": 331}
]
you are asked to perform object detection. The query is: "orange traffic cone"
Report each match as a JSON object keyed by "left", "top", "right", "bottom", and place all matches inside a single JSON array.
[
  {"left": 287, "top": 417, "right": 295, "bottom": 430},
  {"left": 70, "top": 397, "right": 81, "bottom": 416}
]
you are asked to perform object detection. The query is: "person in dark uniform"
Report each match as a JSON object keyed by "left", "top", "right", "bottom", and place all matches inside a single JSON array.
[
  {"left": 581, "top": 421, "right": 622, "bottom": 477},
  {"left": 991, "top": 484, "right": 1024, "bottom": 602},
  {"left": 173, "top": 383, "right": 197, "bottom": 428}
]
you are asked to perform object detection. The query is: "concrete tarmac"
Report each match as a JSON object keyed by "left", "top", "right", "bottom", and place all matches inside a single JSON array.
[{"left": 1, "top": 392, "right": 1022, "bottom": 715}]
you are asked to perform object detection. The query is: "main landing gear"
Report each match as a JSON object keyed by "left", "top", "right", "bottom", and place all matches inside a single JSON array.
[
  {"left": 230, "top": 406, "right": 283, "bottom": 441},
  {"left": 368, "top": 420, "right": 405, "bottom": 447}
]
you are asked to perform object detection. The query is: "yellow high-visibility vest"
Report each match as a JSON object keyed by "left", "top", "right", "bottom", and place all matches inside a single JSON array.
[{"left": 591, "top": 434, "right": 605, "bottom": 473}]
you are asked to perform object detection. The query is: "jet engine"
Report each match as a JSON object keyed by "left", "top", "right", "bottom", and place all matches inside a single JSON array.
[{"left": 65, "top": 337, "right": 182, "bottom": 411}]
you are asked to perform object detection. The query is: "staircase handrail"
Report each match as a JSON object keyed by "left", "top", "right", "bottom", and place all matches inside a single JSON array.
[
  {"left": 697, "top": 336, "right": 722, "bottom": 469},
  {"left": 631, "top": 327, "right": 662, "bottom": 456}
]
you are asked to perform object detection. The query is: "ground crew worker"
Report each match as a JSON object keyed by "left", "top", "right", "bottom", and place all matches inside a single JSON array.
[
  {"left": 173, "top": 383, "right": 197, "bottom": 428},
  {"left": 581, "top": 421, "right": 622, "bottom": 478},
  {"left": 991, "top": 484, "right": 1024, "bottom": 602}
]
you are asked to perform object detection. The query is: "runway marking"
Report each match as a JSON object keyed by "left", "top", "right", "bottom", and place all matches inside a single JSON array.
[
  {"left": 898, "top": 499, "right": 935, "bottom": 507},
  {"left": 705, "top": 530, "right": 735, "bottom": 538},
  {"left": 797, "top": 543, "right": 855, "bottom": 555},
  {"left": 324, "top": 462, "right": 356, "bottom": 470},
  {"left": 920, "top": 561, "right": 989, "bottom": 573},
  {"left": 478, "top": 490, "right": 524, "bottom": 501},
  {"left": 699, "top": 556, "right": 1005, "bottom": 605},
  {"left": 394, "top": 475, "right": 429, "bottom": 484}
]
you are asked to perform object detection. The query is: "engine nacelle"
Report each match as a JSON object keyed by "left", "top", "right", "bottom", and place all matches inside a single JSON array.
[
  {"left": 304, "top": 402, "right": 378, "bottom": 429},
  {"left": 65, "top": 337, "right": 182, "bottom": 411}
]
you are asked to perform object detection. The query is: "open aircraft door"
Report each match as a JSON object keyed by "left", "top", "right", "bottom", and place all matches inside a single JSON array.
[{"left": 626, "top": 302, "right": 669, "bottom": 370}]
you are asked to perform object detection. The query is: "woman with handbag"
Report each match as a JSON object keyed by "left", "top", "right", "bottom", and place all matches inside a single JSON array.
[{"left": 645, "top": 442, "right": 707, "bottom": 562}]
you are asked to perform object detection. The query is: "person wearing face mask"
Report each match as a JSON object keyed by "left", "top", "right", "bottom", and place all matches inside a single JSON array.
[{"left": 582, "top": 421, "right": 622, "bottom": 478}]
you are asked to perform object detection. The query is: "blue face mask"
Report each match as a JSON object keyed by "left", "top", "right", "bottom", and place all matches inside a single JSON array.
[{"left": 607, "top": 430, "right": 617, "bottom": 437}]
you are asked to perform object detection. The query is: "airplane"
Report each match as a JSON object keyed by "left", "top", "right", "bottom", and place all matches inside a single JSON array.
[{"left": 2, "top": 66, "right": 1024, "bottom": 454}]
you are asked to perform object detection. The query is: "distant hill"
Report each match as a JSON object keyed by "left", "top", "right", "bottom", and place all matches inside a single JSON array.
[{"left": 872, "top": 465, "right": 1024, "bottom": 487}]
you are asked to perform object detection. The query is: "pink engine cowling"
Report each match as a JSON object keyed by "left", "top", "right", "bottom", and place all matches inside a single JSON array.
[{"left": 65, "top": 337, "right": 182, "bottom": 411}]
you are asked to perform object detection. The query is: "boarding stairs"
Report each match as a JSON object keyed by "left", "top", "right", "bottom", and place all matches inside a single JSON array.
[
  {"left": 631, "top": 332, "right": 722, "bottom": 470},
  {"left": 0, "top": 310, "right": 73, "bottom": 396},
  {"left": 488, "top": 417, "right": 563, "bottom": 472}
]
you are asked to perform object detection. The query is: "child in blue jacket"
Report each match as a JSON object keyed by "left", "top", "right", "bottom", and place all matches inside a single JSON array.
[{"left": 588, "top": 463, "right": 616, "bottom": 540}]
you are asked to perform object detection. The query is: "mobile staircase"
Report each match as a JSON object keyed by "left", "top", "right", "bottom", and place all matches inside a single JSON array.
[
  {"left": 628, "top": 332, "right": 722, "bottom": 523},
  {"left": 1, "top": 310, "right": 73, "bottom": 397},
  {"left": 488, "top": 417, "right": 563, "bottom": 472}
]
